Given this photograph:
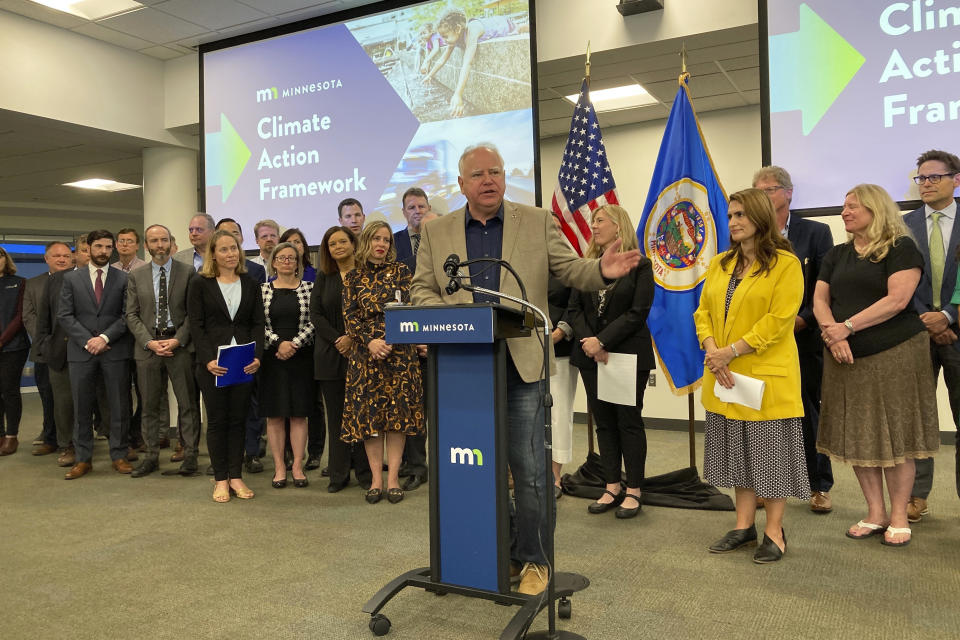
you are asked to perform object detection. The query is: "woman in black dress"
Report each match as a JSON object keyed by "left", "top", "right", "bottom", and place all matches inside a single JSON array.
[
  {"left": 187, "top": 230, "right": 264, "bottom": 503},
  {"left": 261, "top": 242, "right": 315, "bottom": 489},
  {"left": 568, "top": 205, "right": 655, "bottom": 519},
  {"left": 342, "top": 221, "right": 425, "bottom": 504},
  {"left": 310, "top": 226, "right": 371, "bottom": 492}
]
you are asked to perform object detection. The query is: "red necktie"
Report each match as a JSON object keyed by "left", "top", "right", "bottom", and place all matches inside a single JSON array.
[{"left": 95, "top": 268, "right": 104, "bottom": 304}]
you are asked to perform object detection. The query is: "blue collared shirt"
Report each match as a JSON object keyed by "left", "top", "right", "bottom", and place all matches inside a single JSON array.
[
  {"left": 464, "top": 203, "right": 504, "bottom": 303},
  {"left": 192, "top": 249, "right": 203, "bottom": 272},
  {"left": 151, "top": 258, "right": 175, "bottom": 329}
]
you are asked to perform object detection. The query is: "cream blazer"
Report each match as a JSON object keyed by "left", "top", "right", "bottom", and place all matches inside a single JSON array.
[{"left": 693, "top": 249, "right": 804, "bottom": 420}]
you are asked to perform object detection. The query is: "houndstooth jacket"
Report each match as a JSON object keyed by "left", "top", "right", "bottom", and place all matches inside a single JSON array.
[{"left": 261, "top": 280, "right": 315, "bottom": 349}]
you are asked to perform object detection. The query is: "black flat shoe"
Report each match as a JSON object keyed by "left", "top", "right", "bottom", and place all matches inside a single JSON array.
[
  {"left": 554, "top": 485, "right": 563, "bottom": 500},
  {"left": 293, "top": 477, "right": 309, "bottom": 488},
  {"left": 587, "top": 489, "right": 624, "bottom": 514},
  {"left": 753, "top": 529, "right": 786, "bottom": 564},
  {"left": 615, "top": 493, "right": 642, "bottom": 519},
  {"left": 365, "top": 488, "right": 383, "bottom": 504},
  {"left": 272, "top": 478, "right": 287, "bottom": 489},
  {"left": 387, "top": 488, "right": 404, "bottom": 504},
  {"left": 708, "top": 525, "right": 758, "bottom": 553}
]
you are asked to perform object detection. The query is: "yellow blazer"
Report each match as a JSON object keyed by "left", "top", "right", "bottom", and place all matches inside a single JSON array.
[{"left": 693, "top": 249, "right": 804, "bottom": 420}]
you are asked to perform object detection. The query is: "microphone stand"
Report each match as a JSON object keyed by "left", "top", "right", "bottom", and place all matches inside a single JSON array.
[{"left": 449, "top": 272, "right": 587, "bottom": 640}]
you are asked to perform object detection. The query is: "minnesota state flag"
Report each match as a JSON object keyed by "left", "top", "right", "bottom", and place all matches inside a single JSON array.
[{"left": 637, "top": 76, "right": 729, "bottom": 395}]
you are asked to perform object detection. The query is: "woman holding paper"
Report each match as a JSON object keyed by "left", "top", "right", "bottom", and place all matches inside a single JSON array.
[
  {"left": 693, "top": 188, "right": 807, "bottom": 563},
  {"left": 341, "top": 221, "right": 425, "bottom": 505},
  {"left": 814, "top": 184, "right": 938, "bottom": 548},
  {"left": 569, "top": 205, "right": 655, "bottom": 519},
  {"left": 187, "top": 230, "right": 264, "bottom": 503}
]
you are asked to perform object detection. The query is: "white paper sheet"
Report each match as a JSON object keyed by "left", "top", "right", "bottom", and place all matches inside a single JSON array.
[
  {"left": 714, "top": 372, "right": 765, "bottom": 410},
  {"left": 597, "top": 352, "right": 637, "bottom": 405}
]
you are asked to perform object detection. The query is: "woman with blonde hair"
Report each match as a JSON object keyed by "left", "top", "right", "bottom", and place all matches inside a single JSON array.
[
  {"left": 694, "top": 188, "right": 807, "bottom": 563},
  {"left": 341, "top": 221, "right": 425, "bottom": 504},
  {"left": 568, "top": 204, "right": 655, "bottom": 519},
  {"left": 814, "top": 184, "right": 939, "bottom": 547}
]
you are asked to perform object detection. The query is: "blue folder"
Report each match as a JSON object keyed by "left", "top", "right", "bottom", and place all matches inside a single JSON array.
[{"left": 215, "top": 341, "right": 256, "bottom": 388}]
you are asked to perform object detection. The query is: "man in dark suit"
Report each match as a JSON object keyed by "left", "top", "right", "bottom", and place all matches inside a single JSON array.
[
  {"left": 904, "top": 149, "right": 960, "bottom": 520},
  {"left": 126, "top": 224, "right": 200, "bottom": 477},
  {"left": 394, "top": 187, "right": 431, "bottom": 490},
  {"left": 22, "top": 241, "right": 73, "bottom": 456},
  {"left": 57, "top": 230, "right": 134, "bottom": 479},
  {"left": 753, "top": 166, "right": 835, "bottom": 513}
]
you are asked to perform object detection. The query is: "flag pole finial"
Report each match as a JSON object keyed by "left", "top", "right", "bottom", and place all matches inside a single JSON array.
[
  {"left": 585, "top": 41, "right": 591, "bottom": 84},
  {"left": 679, "top": 42, "right": 690, "bottom": 85}
]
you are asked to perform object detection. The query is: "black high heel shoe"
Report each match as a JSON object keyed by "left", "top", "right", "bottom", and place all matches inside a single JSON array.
[
  {"left": 272, "top": 478, "right": 287, "bottom": 489},
  {"left": 293, "top": 476, "right": 309, "bottom": 488},
  {"left": 753, "top": 528, "right": 786, "bottom": 564},
  {"left": 587, "top": 489, "right": 624, "bottom": 514}
]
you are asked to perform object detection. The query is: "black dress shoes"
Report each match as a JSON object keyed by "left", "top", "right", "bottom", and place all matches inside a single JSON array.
[
  {"left": 272, "top": 478, "right": 287, "bottom": 489},
  {"left": 615, "top": 493, "right": 642, "bottom": 519},
  {"left": 244, "top": 456, "right": 264, "bottom": 474},
  {"left": 293, "top": 477, "right": 309, "bottom": 488},
  {"left": 708, "top": 525, "right": 758, "bottom": 553},
  {"left": 327, "top": 480, "right": 349, "bottom": 493},
  {"left": 305, "top": 456, "right": 321, "bottom": 471},
  {"left": 587, "top": 489, "right": 624, "bottom": 514},
  {"left": 753, "top": 529, "right": 786, "bottom": 564},
  {"left": 131, "top": 459, "right": 158, "bottom": 478},
  {"left": 402, "top": 475, "right": 427, "bottom": 491},
  {"left": 365, "top": 488, "right": 383, "bottom": 504}
]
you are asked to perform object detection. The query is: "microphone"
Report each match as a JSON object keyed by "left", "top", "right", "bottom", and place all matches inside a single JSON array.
[{"left": 443, "top": 254, "right": 460, "bottom": 278}]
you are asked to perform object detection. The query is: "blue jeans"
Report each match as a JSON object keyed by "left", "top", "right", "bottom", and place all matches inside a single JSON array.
[{"left": 506, "top": 359, "right": 550, "bottom": 565}]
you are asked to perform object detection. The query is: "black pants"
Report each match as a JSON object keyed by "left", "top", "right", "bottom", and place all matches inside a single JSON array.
[
  {"left": 199, "top": 372, "right": 253, "bottom": 482},
  {"left": 913, "top": 340, "right": 960, "bottom": 499},
  {"left": 307, "top": 401, "right": 326, "bottom": 459},
  {"left": 35, "top": 361, "right": 57, "bottom": 446},
  {"left": 579, "top": 366, "right": 649, "bottom": 488},
  {"left": 0, "top": 349, "right": 29, "bottom": 437},
  {"left": 319, "top": 379, "right": 370, "bottom": 485},
  {"left": 798, "top": 346, "right": 833, "bottom": 492},
  {"left": 401, "top": 356, "right": 428, "bottom": 477}
]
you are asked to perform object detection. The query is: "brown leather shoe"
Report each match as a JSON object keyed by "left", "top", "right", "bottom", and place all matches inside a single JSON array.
[
  {"left": 65, "top": 461, "right": 92, "bottom": 479},
  {"left": 57, "top": 447, "right": 76, "bottom": 467},
  {"left": 907, "top": 497, "right": 928, "bottom": 523},
  {"left": 112, "top": 458, "right": 134, "bottom": 474},
  {"left": 810, "top": 491, "right": 832, "bottom": 513},
  {"left": 126, "top": 448, "right": 139, "bottom": 462},
  {"left": 517, "top": 562, "right": 549, "bottom": 595},
  {"left": 170, "top": 443, "right": 185, "bottom": 462},
  {"left": 158, "top": 437, "right": 171, "bottom": 449},
  {"left": 0, "top": 436, "right": 19, "bottom": 455},
  {"left": 32, "top": 443, "right": 58, "bottom": 456}
]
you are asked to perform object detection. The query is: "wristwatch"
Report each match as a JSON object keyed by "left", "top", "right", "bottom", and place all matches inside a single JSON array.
[{"left": 843, "top": 319, "right": 855, "bottom": 334}]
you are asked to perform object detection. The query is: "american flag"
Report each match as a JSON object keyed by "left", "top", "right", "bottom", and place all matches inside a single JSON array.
[{"left": 550, "top": 78, "right": 620, "bottom": 256}]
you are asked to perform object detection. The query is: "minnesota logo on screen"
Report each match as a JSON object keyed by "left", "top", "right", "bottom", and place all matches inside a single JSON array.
[
  {"left": 450, "top": 447, "right": 483, "bottom": 466},
  {"left": 769, "top": 3, "right": 865, "bottom": 135}
]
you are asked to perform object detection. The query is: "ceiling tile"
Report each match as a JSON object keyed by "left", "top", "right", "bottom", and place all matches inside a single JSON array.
[
  {"left": 237, "top": 0, "right": 338, "bottom": 15},
  {"left": 137, "top": 44, "right": 184, "bottom": 59},
  {"left": 97, "top": 7, "right": 208, "bottom": 44},
  {"left": 71, "top": 22, "right": 156, "bottom": 50},
  {"left": 153, "top": 0, "right": 268, "bottom": 30},
  {"left": 208, "top": 16, "right": 279, "bottom": 41}
]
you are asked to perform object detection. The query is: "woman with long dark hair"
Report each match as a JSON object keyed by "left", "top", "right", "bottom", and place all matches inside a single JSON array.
[{"left": 0, "top": 248, "right": 29, "bottom": 455}]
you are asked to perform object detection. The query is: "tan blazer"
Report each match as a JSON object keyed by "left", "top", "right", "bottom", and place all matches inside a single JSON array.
[
  {"left": 411, "top": 200, "right": 606, "bottom": 383},
  {"left": 693, "top": 249, "right": 804, "bottom": 420}
]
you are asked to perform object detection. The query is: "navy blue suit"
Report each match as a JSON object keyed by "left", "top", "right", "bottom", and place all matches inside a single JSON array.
[
  {"left": 394, "top": 228, "right": 417, "bottom": 273},
  {"left": 904, "top": 201, "right": 960, "bottom": 499},
  {"left": 787, "top": 215, "right": 835, "bottom": 493},
  {"left": 58, "top": 266, "right": 133, "bottom": 463},
  {"left": 245, "top": 259, "right": 266, "bottom": 284}
]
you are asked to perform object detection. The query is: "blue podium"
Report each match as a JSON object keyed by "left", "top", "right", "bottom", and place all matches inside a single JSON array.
[{"left": 361, "top": 304, "right": 585, "bottom": 638}]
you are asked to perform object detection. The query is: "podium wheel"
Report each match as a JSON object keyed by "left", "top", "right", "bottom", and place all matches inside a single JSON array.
[
  {"left": 369, "top": 614, "right": 391, "bottom": 636},
  {"left": 558, "top": 597, "right": 572, "bottom": 619}
]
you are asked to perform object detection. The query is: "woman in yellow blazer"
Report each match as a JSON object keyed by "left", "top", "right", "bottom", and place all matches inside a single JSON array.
[{"left": 693, "top": 188, "right": 808, "bottom": 564}]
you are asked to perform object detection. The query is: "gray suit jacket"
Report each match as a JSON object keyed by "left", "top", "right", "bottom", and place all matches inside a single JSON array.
[
  {"left": 411, "top": 200, "right": 606, "bottom": 382},
  {"left": 23, "top": 272, "right": 49, "bottom": 359},
  {"left": 125, "top": 260, "right": 196, "bottom": 360},
  {"left": 174, "top": 248, "right": 200, "bottom": 270},
  {"left": 57, "top": 267, "right": 132, "bottom": 362}
]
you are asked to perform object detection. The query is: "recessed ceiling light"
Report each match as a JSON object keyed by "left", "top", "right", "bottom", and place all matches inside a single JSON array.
[
  {"left": 64, "top": 179, "right": 142, "bottom": 192},
  {"left": 28, "top": 0, "right": 144, "bottom": 21},
  {"left": 566, "top": 83, "right": 658, "bottom": 112}
]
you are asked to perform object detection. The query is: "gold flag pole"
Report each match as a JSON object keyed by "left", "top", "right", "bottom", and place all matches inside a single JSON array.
[
  {"left": 585, "top": 40, "right": 591, "bottom": 87},
  {"left": 679, "top": 41, "right": 690, "bottom": 86},
  {"left": 583, "top": 40, "right": 597, "bottom": 457},
  {"left": 680, "top": 41, "right": 696, "bottom": 469}
]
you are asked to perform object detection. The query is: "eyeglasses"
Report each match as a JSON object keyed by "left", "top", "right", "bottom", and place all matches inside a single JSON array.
[
  {"left": 760, "top": 186, "right": 784, "bottom": 194},
  {"left": 274, "top": 255, "right": 298, "bottom": 263},
  {"left": 116, "top": 238, "right": 137, "bottom": 244},
  {"left": 913, "top": 173, "right": 957, "bottom": 185}
]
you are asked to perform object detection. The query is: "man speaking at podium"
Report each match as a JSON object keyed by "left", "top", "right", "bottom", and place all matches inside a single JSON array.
[{"left": 411, "top": 143, "right": 641, "bottom": 595}]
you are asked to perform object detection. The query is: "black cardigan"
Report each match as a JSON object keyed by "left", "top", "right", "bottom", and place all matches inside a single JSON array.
[{"left": 186, "top": 274, "right": 265, "bottom": 370}]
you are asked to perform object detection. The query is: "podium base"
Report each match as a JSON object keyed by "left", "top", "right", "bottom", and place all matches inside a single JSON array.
[
  {"left": 362, "top": 568, "right": 589, "bottom": 640},
  {"left": 524, "top": 632, "right": 588, "bottom": 640}
]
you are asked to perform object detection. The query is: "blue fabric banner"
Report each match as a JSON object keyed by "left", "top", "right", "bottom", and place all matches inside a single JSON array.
[{"left": 637, "top": 77, "right": 729, "bottom": 394}]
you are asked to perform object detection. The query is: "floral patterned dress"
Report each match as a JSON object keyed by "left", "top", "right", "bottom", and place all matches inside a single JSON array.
[{"left": 340, "top": 260, "right": 424, "bottom": 443}]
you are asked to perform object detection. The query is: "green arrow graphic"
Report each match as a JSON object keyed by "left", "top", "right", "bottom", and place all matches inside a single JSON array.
[
  {"left": 204, "top": 113, "right": 251, "bottom": 202},
  {"left": 769, "top": 3, "right": 865, "bottom": 135}
]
